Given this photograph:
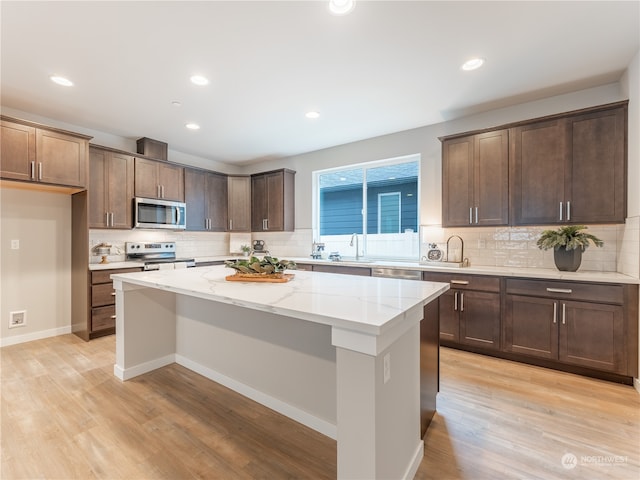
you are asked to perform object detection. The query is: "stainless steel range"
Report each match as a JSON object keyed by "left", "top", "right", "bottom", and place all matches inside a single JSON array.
[{"left": 125, "top": 242, "right": 195, "bottom": 271}]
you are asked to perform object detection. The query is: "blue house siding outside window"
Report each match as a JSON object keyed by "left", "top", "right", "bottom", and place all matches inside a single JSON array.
[{"left": 316, "top": 156, "right": 419, "bottom": 259}]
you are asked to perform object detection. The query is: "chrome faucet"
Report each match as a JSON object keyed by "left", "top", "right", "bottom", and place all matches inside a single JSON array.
[{"left": 350, "top": 233, "right": 360, "bottom": 260}]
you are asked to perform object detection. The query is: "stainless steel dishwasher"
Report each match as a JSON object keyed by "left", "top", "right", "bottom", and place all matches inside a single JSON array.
[
  {"left": 371, "top": 267, "right": 423, "bottom": 281},
  {"left": 371, "top": 266, "right": 439, "bottom": 437}
]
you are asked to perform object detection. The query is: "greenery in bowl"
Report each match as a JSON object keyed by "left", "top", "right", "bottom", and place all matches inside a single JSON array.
[
  {"left": 225, "top": 256, "right": 297, "bottom": 275},
  {"left": 536, "top": 225, "right": 604, "bottom": 251}
]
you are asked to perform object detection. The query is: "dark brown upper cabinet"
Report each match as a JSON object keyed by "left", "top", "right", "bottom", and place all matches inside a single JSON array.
[
  {"left": 227, "top": 175, "right": 252, "bottom": 232},
  {"left": 442, "top": 129, "right": 509, "bottom": 227},
  {"left": 511, "top": 104, "right": 627, "bottom": 225},
  {"left": 184, "top": 167, "right": 228, "bottom": 232},
  {"left": 251, "top": 169, "right": 295, "bottom": 232},
  {"left": 443, "top": 102, "right": 627, "bottom": 227},
  {"left": 134, "top": 157, "right": 184, "bottom": 202},
  {"left": 89, "top": 146, "right": 134, "bottom": 229},
  {"left": 1, "top": 116, "right": 90, "bottom": 188}
]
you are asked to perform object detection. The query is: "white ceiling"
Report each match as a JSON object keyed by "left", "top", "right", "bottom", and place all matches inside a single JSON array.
[{"left": 1, "top": 1, "right": 639, "bottom": 166}]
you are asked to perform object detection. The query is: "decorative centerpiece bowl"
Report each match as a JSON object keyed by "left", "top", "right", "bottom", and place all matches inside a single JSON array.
[{"left": 225, "top": 256, "right": 297, "bottom": 282}]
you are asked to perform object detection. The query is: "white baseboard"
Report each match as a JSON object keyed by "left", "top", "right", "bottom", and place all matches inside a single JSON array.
[
  {"left": 0, "top": 325, "right": 72, "bottom": 348},
  {"left": 176, "top": 354, "right": 337, "bottom": 440},
  {"left": 404, "top": 440, "right": 425, "bottom": 480},
  {"left": 113, "top": 354, "right": 176, "bottom": 381}
]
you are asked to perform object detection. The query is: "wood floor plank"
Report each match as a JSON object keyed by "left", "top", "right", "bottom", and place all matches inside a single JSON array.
[{"left": 1, "top": 335, "right": 638, "bottom": 479}]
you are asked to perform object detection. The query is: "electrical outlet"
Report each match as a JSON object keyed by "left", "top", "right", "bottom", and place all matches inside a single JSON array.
[
  {"left": 9, "top": 310, "right": 26, "bottom": 328},
  {"left": 383, "top": 353, "right": 391, "bottom": 384},
  {"left": 11, "top": 239, "right": 20, "bottom": 250}
]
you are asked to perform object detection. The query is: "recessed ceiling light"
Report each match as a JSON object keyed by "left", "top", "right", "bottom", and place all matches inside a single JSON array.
[
  {"left": 171, "top": 101, "right": 182, "bottom": 107},
  {"left": 50, "top": 75, "right": 73, "bottom": 87},
  {"left": 305, "top": 111, "right": 320, "bottom": 119},
  {"left": 461, "top": 58, "right": 485, "bottom": 71},
  {"left": 329, "top": 0, "right": 355, "bottom": 15},
  {"left": 190, "top": 75, "right": 209, "bottom": 86},
  {"left": 185, "top": 123, "right": 200, "bottom": 130}
]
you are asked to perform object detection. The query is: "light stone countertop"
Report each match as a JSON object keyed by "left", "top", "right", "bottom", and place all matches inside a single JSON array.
[
  {"left": 284, "top": 257, "right": 640, "bottom": 284},
  {"left": 111, "top": 265, "right": 450, "bottom": 336},
  {"left": 90, "top": 255, "right": 639, "bottom": 284}
]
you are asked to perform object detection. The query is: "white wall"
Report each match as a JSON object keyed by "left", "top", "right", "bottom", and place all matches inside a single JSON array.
[
  {"left": 0, "top": 187, "right": 72, "bottom": 345},
  {"left": 255, "top": 82, "right": 625, "bottom": 231},
  {"left": 619, "top": 49, "right": 640, "bottom": 390}
]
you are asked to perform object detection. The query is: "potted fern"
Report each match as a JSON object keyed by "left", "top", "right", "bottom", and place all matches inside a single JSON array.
[{"left": 536, "top": 225, "right": 603, "bottom": 271}]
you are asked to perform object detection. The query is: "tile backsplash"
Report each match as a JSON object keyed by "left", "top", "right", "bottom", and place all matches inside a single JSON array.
[
  {"left": 422, "top": 221, "right": 638, "bottom": 274},
  {"left": 89, "top": 219, "right": 639, "bottom": 278}
]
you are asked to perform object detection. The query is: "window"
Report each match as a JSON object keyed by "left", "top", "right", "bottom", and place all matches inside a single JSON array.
[{"left": 315, "top": 155, "right": 419, "bottom": 260}]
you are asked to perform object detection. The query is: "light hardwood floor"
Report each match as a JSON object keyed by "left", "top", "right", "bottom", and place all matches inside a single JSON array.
[{"left": 1, "top": 334, "right": 638, "bottom": 479}]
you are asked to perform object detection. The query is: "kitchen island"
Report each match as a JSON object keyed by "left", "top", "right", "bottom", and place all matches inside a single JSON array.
[{"left": 111, "top": 265, "right": 448, "bottom": 480}]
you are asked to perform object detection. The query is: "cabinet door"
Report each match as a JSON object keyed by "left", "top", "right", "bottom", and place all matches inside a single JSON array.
[
  {"left": 504, "top": 294, "right": 558, "bottom": 360},
  {"left": 207, "top": 172, "right": 228, "bottom": 231},
  {"left": 89, "top": 148, "right": 108, "bottom": 227},
  {"left": 36, "top": 128, "right": 87, "bottom": 187},
  {"left": 228, "top": 176, "right": 251, "bottom": 232},
  {"left": 459, "top": 290, "right": 501, "bottom": 350},
  {"left": 134, "top": 158, "right": 159, "bottom": 198},
  {"left": 265, "top": 170, "right": 284, "bottom": 230},
  {"left": 442, "top": 136, "right": 474, "bottom": 227},
  {"left": 560, "top": 300, "right": 625, "bottom": 373},
  {"left": 510, "top": 119, "right": 567, "bottom": 225},
  {"left": 475, "top": 130, "right": 508, "bottom": 226},
  {"left": 90, "top": 150, "right": 134, "bottom": 228},
  {"left": 184, "top": 168, "right": 207, "bottom": 231},
  {"left": 566, "top": 107, "right": 626, "bottom": 223},
  {"left": 107, "top": 152, "right": 134, "bottom": 229},
  {"left": 438, "top": 290, "right": 459, "bottom": 342},
  {"left": 158, "top": 163, "right": 184, "bottom": 201},
  {"left": 0, "top": 120, "right": 36, "bottom": 181},
  {"left": 251, "top": 174, "right": 267, "bottom": 231}
]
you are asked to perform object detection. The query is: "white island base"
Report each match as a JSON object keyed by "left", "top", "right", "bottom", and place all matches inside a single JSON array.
[{"left": 112, "top": 266, "right": 448, "bottom": 479}]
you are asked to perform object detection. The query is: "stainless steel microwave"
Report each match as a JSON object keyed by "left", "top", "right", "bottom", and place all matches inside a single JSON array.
[{"left": 134, "top": 197, "right": 186, "bottom": 230}]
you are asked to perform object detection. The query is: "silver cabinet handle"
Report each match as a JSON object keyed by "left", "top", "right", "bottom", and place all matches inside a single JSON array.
[
  {"left": 546, "top": 288, "right": 572, "bottom": 294},
  {"left": 567, "top": 201, "right": 571, "bottom": 221},
  {"left": 475, "top": 206, "right": 478, "bottom": 224},
  {"left": 562, "top": 303, "right": 566, "bottom": 325},
  {"left": 454, "top": 291, "right": 458, "bottom": 311},
  {"left": 451, "top": 280, "right": 469, "bottom": 285},
  {"left": 559, "top": 202, "right": 563, "bottom": 221},
  {"left": 30, "top": 161, "right": 36, "bottom": 180},
  {"left": 469, "top": 207, "right": 473, "bottom": 224},
  {"left": 553, "top": 302, "right": 557, "bottom": 324},
  {"left": 176, "top": 206, "right": 181, "bottom": 225},
  {"left": 157, "top": 185, "right": 161, "bottom": 198},
  {"left": 460, "top": 292, "right": 464, "bottom": 312},
  {"left": 229, "top": 219, "right": 233, "bottom": 230},
  {"left": 263, "top": 218, "right": 268, "bottom": 230},
  {"left": 105, "top": 212, "right": 110, "bottom": 226},
  {"left": 109, "top": 212, "right": 114, "bottom": 227},
  {"left": 38, "top": 162, "right": 43, "bottom": 180},
  {"left": 111, "top": 292, "right": 116, "bottom": 296},
  {"left": 110, "top": 315, "right": 116, "bottom": 319}
]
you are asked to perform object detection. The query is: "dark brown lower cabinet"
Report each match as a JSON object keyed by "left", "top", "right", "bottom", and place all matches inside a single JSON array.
[
  {"left": 424, "top": 273, "right": 501, "bottom": 350},
  {"left": 504, "top": 279, "right": 633, "bottom": 376}
]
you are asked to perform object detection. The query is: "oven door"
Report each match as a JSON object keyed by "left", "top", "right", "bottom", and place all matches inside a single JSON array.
[{"left": 134, "top": 197, "right": 186, "bottom": 230}]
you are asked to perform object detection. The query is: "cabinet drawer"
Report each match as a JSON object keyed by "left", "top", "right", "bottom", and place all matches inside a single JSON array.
[
  {"left": 422, "top": 272, "right": 500, "bottom": 292},
  {"left": 92, "top": 305, "right": 116, "bottom": 331},
  {"left": 506, "top": 279, "right": 623, "bottom": 304},
  {"left": 91, "top": 267, "right": 141, "bottom": 284},
  {"left": 295, "top": 263, "right": 314, "bottom": 271},
  {"left": 92, "top": 282, "right": 116, "bottom": 307}
]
